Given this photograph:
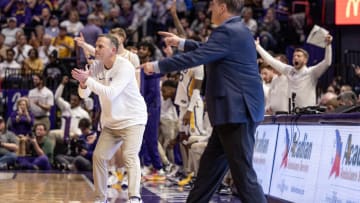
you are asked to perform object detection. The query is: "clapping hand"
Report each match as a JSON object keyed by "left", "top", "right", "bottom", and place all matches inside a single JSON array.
[{"left": 71, "top": 65, "right": 91, "bottom": 84}]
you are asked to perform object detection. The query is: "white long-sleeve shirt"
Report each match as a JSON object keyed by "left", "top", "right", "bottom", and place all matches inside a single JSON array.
[
  {"left": 267, "top": 74, "right": 289, "bottom": 113},
  {"left": 78, "top": 56, "right": 147, "bottom": 129},
  {"left": 256, "top": 44, "right": 332, "bottom": 107},
  {"left": 55, "top": 84, "right": 90, "bottom": 135}
]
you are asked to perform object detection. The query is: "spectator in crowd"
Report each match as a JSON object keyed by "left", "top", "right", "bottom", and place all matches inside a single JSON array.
[
  {"left": 256, "top": 34, "right": 333, "bottom": 108},
  {"left": 28, "top": 73, "right": 54, "bottom": 130},
  {"left": 9, "top": 97, "right": 34, "bottom": 155},
  {"left": 60, "top": 10, "right": 84, "bottom": 37},
  {"left": 55, "top": 118, "right": 97, "bottom": 171},
  {"left": 31, "top": 7, "right": 52, "bottom": 27},
  {"left": 319, "top": 92, "right": 338, "bottom": 112},
  {"left": 326, "top": 84, "right": 338, "bottom": 95},
  {"left": 17, "top": 122, "right": 53, "bottom": 170},
  {"left": 0, "top": 34, "right": 9, "bottom": 61},
  {"left": 241, "top": 7, "right": 257, "bottom": 36},
  {"left": 0, "top": 115, "right": 19, "bottom": 170},
  {"left": 1, "top": 17, "right": 22, "bottom": 47},
  {"left": 38, "top": 34, "right": 58, "bottom": 65},
  {"left": 52, "top": 26, "right": 75, "bottom": 58},
  {"left": 60, "top": 0, "right": 88, "bottom": 19},
  {"left": 352, "top": 64, "right": 360, "bottom": 96},
  {"left": 9, "top": 97, "right": 34, "bottom": 137},
  {"left": 190, "top": 10, "right": 207, "bottom": 34},
  {"left": 337, "top": 91, "right": 357, "bottom": 107},
  {"left": 29, "top": 25, "right": 46, "bottom": 49},
  {"left": 260, "top": 64, "right": 275, "bottom": 107},
  {"left": 128, "top": 0, "right": 152, "bottom": 43},
  {"left": 77, "top": 14, "right": 102, "bottom": 66},
  {"left": 104, "top": 6, "right": 124, "bottom": 31},
  {"left": 10, "top": 0, "right": 32, "bottom": 28},
  {"left": 266, "top": 54, "right": 290, "bottom": 114},
  {"left": 148, "top": 0, "right": 171, "bottom": 37},
  {"left": 340, "top": 84, "right": 353, "bottom": 94},
  {"left": 89, "top": 1, "right": 106, "bottom": 27},
  {"left": 23, "top": 48, "right": 44, "bottom": 74},
  {"left": 0, "top": 49, "right": 21, "bottom": 82},
  {"left": 45, "top": 15, "right": 60, "bottom": 38},
  {"left": 13, "top": 34, "right": 33, "bottom": 64},
  {"left": 29, "top": 0, "right": 53, "bottom": 24},
  {"left": 42, "top": 50, "right": 66, "bottom": 90},
  {"left": 257, "top": 7, "right": 281, "bottom": 51},
  {"left": 50, "top": 75, "right": 90, "bottom": 144},
  {"left": 119, "top": 0, "right": 135, "bottom": 29}
]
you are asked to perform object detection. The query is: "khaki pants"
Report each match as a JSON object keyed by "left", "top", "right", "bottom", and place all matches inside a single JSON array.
[{"left": 93, "top": 125, "right": 145, "bottom": 201}]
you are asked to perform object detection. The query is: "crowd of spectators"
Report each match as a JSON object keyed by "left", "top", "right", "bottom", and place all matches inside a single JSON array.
[{"left": 0, "top": 0, "right": 359, "bottom": 182}]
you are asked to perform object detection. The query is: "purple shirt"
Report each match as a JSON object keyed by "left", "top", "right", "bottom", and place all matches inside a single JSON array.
[
  {"left": 78, "top": 24, "right": 102, "bottom": 63},
  {"left": 10, "top": 111, "right": 34, "bottom": 136}
]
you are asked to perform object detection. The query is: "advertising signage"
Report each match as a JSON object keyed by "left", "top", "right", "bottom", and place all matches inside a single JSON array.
[{"left": 336, "top": 0, "right": 360, "bottom": 25}]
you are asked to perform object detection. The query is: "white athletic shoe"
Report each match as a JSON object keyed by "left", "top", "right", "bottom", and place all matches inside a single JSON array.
[
  {"left": 127, "top": 197, "right": 143, "bottom": 203},
  {"left": 107, "top": 173, "right": 118, "bottom": 186}
]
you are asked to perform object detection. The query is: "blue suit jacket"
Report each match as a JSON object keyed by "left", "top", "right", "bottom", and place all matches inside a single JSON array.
[{"left": 158, "top": 17, "right": 264, "bottom": 125}]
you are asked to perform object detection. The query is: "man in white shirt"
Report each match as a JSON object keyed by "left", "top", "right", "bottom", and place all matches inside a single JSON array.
[
  {"left": 0, "top": 49, "right": 21, "bottom": 81},
  {"left": 255, "top": 35, "right": 333, "bottom": 108},
  {"left": 50, "top": 76, "right": 90, "bottom": 144},
  {"left": 260, "top": 64, "right": 275, "bottom": 110},
  {"left": 74, "top": 27, "right": 142, "bottom": 184},
  {"left": 75, "top": 27, "right": 141, "bottom": 87},
  {"left": 28, "top": 74, "right": 54, "bottom": 131},
  {"left": 38, "top": 34, "right": 57, "bottom": 65},
  {"left": 72, "top": 34, "right": 147, "bottom": 203},
  {"left": 1, "top": 17, "right": 22, "bottom": 47},
  {"left": 266, "top": 54, "right": 290, "bottom": 114},
  {"left": 13, "top": 34, "right": 33, "bottom": 64}
]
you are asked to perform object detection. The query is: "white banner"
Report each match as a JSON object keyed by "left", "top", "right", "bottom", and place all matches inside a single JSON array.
[
  {"left": 270, "top": 125, "right": 324, "bottom": 202},
  {"left": 314, "top": 125, "right": 360, "bottom": 203},
  {"left": 253, "top": 124, "right": 279, "bottom": 194}
]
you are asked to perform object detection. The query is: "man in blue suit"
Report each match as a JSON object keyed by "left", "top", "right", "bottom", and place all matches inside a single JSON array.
[{"left": 140, "top": 0, "right": 266, "bottom": 202}]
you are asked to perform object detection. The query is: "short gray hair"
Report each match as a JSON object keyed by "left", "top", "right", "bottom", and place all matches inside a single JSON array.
[
  {"left": 98, "top": 34, "right": 119, "bottom": 51},
  {"left": 217, "top": 0, "right": 244, "bottom": 15}
]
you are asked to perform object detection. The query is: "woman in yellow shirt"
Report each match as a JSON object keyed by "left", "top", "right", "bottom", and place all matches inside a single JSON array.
[{"left": 23, "top": 48, "right": 43, "bottom": 74}]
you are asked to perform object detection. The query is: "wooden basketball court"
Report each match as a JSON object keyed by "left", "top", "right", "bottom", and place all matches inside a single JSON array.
[
  {"left": 0, "top": 172, "right": 288, "bottom": 203},
  {"left": 0, "top": 172, "right": 96, "bottom": 203}
]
